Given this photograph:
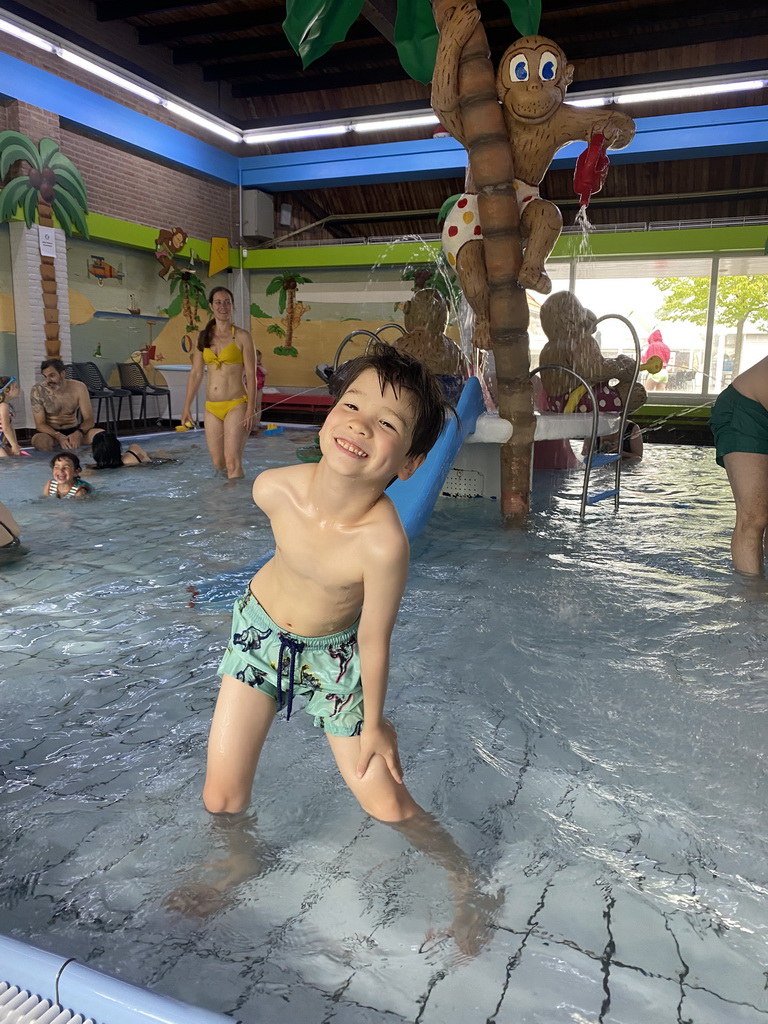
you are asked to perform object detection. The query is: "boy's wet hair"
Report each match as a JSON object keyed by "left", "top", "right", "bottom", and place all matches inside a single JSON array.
[
  {"left": 92, "top": 431, "right": 123, "bottom": 469},
  {"left": 330, "top": 341, "right": 451, "bottom": 457},
  {"left": 51, "top": 451, "right": 82, "bottom": 472}
]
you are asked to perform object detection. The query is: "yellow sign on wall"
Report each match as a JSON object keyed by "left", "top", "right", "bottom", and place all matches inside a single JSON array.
[{"left": 208, "top": 237, "right": 230, "bottom": 277}]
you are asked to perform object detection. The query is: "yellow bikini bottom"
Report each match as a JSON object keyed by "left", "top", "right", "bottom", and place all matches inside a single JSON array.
[{"left": 205, "top": 395, "right": 247, "bottom": 421}]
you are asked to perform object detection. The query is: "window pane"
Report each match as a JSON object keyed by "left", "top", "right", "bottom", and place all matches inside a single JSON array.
[
  {"left": 709, "top": 255, "right": 768, "bottom": 394},
  {"left": 573, "top": 257, "right": 713, "bottom": 396}
]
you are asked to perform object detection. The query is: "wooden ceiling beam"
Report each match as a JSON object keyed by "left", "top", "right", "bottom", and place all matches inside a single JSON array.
[
  {"left": 203, "top": 44, "right": 395, "bottom": 82},
  {"left": 137, "top": 9, "right": 278, "bottom": 44},
  {"left": 361, "top": 0, "right": 397, "bottom": 44},
  {"left": 232, "top": 65, "right": 411, "bottom": 98},
  {"left": 95, "top": 0, "right": 210, "bottom": 19},
  {"left": 171, "top": 22, "right": 374, "bottom": 65}
]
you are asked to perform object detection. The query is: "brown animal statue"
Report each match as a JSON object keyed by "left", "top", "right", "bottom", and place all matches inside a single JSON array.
[
  {"left": 398, "top": 283, "right": 469, "bottom": 378},
  {"left": 538, "top": 291, "right": 649, "bottom": 415}
]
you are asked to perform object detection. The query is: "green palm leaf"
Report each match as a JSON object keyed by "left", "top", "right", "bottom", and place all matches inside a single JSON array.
[
  {"left": 52, "top": 184, "right": 89, "bottom": 237},
  {"left": 0, "top": 176, "right": 32, "bottom": 222},
  {"left": 394, "top": 0, "right": 438, "bottom": 84},
  {"left": 54, "top": 202, "right": 75, "bottom": 236},
  {"left": 51, "top": 165, "right": 89, "bottom": 212},
  {"left": 266, "top": 275, "right": 286, "bottom": 295},
  {"left": 501, "top": 0, "right": 542, "bottom": 36},
  {"left": 21, "top": 188, "right": 38, "bottom": 228},
  {"left": 283, "top": 0, "right": 364, "bottom": 68},
  {"left": 278, "top": 290, "right": 287, "bottom": 315},
  {"left": 161, "top": 294, "right": 184, "bottom": 318},
  {"left": 0, "top": 130, "right": 42, "bottom": 178},
  {"left": 38, "top": 137, "right": 61, "bottom": 168}
]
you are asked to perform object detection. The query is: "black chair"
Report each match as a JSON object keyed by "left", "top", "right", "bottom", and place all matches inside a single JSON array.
[
  {"left": 69, "top": 362, "right": 134, "bottom": 433},
  {"left": 117, "top": 360, "right": 172, "bottom": 429}
]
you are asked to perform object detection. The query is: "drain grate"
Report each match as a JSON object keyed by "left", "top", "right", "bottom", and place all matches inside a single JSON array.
[{"left": 441, "top": 468, "right": 484, "bottom": 498}]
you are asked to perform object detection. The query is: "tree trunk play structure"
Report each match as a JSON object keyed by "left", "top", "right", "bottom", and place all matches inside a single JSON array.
[{"left": 283, "top": 0, "right": 636, "bottom": 520}]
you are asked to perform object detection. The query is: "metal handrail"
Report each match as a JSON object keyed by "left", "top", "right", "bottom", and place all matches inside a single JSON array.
[
  {"left": 593, "top": 313, "right": 643, "bottom": 513},
  {"left": 530, "top": 363, "right": 601, "bottom": 520},
  {"left": 331, "top": 322, "right": 406, "bottom": 371},
  {"left": 532, "top": 311, "right": 642, "bottom": 519}
]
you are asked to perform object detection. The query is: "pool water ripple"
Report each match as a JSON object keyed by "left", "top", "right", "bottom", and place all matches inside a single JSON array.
[{"left": 1, "top": 435, "right": 767, "bottom": 1022}]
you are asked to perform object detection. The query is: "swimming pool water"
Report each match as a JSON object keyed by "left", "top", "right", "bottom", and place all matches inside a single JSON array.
[{"left": 1, "top": 432, "right": 766, "bottom": 1023}]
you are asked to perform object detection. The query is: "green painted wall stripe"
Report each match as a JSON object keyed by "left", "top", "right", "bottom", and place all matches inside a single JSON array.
[
  {"left": 49, "top": 211, "right": 241, "bottom": 266},
  {"left": 26, "top": 207, "right": 763, "bottom": 269},
  {"left": 242, "top": 225, "right": 765, "bottom": 269}
]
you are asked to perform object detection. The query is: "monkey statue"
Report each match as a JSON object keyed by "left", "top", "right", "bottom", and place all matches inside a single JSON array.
[
  {"left": 537, "top": 291, "right": 649, "bottom": 415},
  {"left": 433, "top": 5, "right": 635, "bottom": 347}
]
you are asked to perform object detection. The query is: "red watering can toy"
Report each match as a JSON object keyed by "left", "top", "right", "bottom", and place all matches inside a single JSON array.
[{"left": 573, "top": 131, "right": 610, "bottom": 208}]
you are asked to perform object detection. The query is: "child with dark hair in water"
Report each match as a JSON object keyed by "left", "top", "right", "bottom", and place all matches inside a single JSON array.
[
  {"left": 0, "top": 376, "right": 22, "bottom": 456},
  {"left": 43, "top": 452, "right": 93, "bottom": 499},
  {"left": 91, "top": 431, "right": 150, "bottom": 468},
  {"left": 187, "top": 342, "right": 501, "bottom": 955}
]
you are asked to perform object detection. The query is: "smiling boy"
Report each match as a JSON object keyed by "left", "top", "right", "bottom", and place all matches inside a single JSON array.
[
  {"left": 196, "top": 343, "right": 499, "bottom": 953},
  {"left": 204, "top": 342, "right": 447, "bottom": 820}
]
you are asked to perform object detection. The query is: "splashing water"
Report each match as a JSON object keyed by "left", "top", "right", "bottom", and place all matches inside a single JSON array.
[{"left": 574, "top": 204, "right": 594, "bottom": 255}]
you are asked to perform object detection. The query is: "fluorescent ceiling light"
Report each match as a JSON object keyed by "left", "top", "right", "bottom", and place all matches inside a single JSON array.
[
  {"left": 571, "top": 77, "right": 766, "bottom": 108},
  {"left": 60, "top": 49, "right": 163, "bottom": 104},
  {"left": 0, "top": 16, "right": 56, "bottom": 51},
  {"left": 244, "top": 125, "right": 349, "bottom": 144},
  {"left": 615, "top": 79, "right": 766, "bottom": 104},
  {"left": 355, "top": 113, "right": 440, "bottom": 133},
  {"left": 164, "top": 100, "right": 241, "bottom": 143}
]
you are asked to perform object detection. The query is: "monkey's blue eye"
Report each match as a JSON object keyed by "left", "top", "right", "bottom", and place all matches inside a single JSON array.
[
  {"left": 513, "top": 57, "right": 529, "bottom": 81},
  {"left": 539, "top": 51, "right": 559, "bottom": 81}
]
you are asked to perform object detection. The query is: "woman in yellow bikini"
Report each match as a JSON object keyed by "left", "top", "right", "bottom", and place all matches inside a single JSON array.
[{"left": 180, "top": 287, "right": 256, "bottom": 478}]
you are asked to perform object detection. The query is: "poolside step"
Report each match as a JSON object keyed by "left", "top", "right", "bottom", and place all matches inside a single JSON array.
[{"left": 586, "top": 487, "right": 619, "bottom": 505}]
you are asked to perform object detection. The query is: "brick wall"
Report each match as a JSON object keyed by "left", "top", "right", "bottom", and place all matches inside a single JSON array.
[{"left": 60, "top": 126, "right": 238, "bottom": 242}]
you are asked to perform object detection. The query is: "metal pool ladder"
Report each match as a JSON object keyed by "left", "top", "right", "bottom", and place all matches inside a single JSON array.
[{"left": 531, "top": 311, "right": 643, "bottom": 520}]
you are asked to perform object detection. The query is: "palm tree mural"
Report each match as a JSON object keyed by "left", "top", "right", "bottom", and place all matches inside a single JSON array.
[
  {"left": 283, "top": 1, "right": 540, "bottom": 517},
  {"left": 0, "top": 131, "right": 89, "bottom": 358},
  {"left": 266, "top": 270, "right": 312, "bottom": 357}
]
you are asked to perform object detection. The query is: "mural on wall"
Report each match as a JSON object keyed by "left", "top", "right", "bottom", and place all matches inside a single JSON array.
[
  {"left": 87, "top": 255, "right": 125, "bottom": 284},
  {"left": 155, "top": 227, "right": 188, "bottom": 280},
  {"left": 250, "top": 266, "right": 417, "bottom": 389},
  {"left": 266, "top": 271, "right": 312, "bottom": 357},
  {"left": 0, "top": 131, "right": 90, "bottom": 358},
  {"left": 67, "top": 237, "right": 218, "bottom": 370},
  {"left": 160, "top": 262, "right": 211, "bottom": 354},
  {"left": 0, "top": 224, "right": 17, "bottom": 376}
]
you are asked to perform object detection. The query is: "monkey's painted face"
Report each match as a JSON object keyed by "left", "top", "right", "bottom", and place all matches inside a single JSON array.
[{"left": 497, "top": 36, "right": 573, "bottom": 124}]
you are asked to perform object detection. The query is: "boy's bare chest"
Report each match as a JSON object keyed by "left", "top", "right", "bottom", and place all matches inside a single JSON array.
[{"left": 272, "top": 510, "right": 364, "bottom": 589}]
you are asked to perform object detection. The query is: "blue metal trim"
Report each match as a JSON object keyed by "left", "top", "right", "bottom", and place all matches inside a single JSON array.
[
  {"left": 241, "top": 106, "right": 768, "bottom": 190},
  {"left": 0, "top": 48, "right": 765, "bottom": 191},
  {"left": 0, "top": 51, "right": 239, "bottom": 185}
]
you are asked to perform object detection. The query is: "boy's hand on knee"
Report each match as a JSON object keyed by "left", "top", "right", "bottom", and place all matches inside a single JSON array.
[{"left": 356, "top": 719, "right": 403, "bottom": 784}]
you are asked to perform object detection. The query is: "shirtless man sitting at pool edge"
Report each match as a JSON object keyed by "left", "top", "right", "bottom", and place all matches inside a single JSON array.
[{"left": 30, "top": 358, "right": 102, "bottom": 451}]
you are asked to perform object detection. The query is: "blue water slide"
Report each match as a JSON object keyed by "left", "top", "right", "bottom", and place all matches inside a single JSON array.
[
  {"left": 197, "top": 377, "right": 485, "bottom": 603},
  {"left": 387, "top": 374, "right": 485, "bottom": 540}
]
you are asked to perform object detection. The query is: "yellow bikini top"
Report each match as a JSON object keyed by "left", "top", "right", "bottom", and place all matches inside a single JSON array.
[{"left": 203, "top": 327, "right": 243, "bottom": 368}]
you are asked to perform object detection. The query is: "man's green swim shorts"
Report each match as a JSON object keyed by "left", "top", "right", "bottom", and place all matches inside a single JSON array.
[
  {"left": 710, "top": 384, "right": 768, "bottom": 467},
  {"left": 217, "top": 588, "right": 364, "bottom": 736}
]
